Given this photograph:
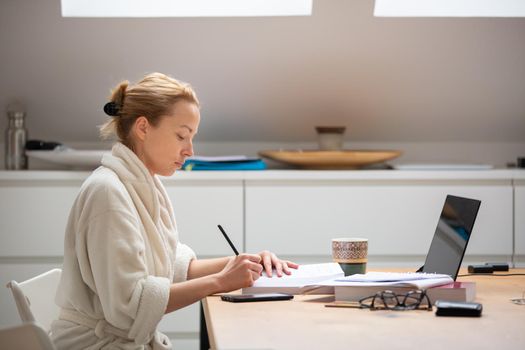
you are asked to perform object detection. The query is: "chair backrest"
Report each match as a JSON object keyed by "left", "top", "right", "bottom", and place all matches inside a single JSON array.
[
  {"left": 6, "top": 269, "right": 62, "bottom": 332},
  {"left": 0, "top": 322, "right": 57, "bottom": 350}
]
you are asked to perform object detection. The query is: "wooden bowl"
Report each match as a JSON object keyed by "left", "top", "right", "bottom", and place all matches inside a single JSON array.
[{"left": 258, "top": 150, "right": 402, "bottom": 169}]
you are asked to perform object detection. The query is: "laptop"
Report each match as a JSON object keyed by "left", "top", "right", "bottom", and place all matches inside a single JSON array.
[{"left": 417, "top": 194, "right": 482, "bottom": 280}]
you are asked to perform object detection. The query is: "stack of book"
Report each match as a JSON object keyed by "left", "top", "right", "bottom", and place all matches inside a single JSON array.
[
  {"left": 242, "top": 266, "right": 476, "bottom": 303},
  {"left": 183, "top": 155, "right": 266, "bottom": 171},
  {"left": 326, "top": 272, "right": 476, "bottom": 303}
]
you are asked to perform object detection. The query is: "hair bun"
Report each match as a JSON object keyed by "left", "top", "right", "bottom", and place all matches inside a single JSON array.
[{"left": 103, "top": 102, "right": 121, "bottom": 117}]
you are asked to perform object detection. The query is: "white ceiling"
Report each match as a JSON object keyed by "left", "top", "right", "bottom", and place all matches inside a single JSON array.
[{"left": 1, "top": 0, "right": 524, "bottom": 143}]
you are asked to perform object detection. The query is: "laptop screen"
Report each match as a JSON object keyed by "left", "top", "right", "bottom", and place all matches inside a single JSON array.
[{"left": 422, "top": 195, "right": 481, "bottom": 280}]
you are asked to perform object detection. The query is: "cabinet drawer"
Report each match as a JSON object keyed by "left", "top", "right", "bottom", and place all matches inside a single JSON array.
[
  {"left": 245, "top": 182, "right": 512, "bottom": 257},
  {"left": 515, "top": 184, "right": 525, "bottom": 255},
  {"left": 158, "top": 302, "right": 199, "bottom": 333},
  {"left": 165, "top": 180, "right": 243, "bottom": 256},
  {"left": 0, "top": 183, "right": 80, "bottom": 256}
]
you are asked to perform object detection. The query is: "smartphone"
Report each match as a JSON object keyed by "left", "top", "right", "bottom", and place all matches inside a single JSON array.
[
  {"left": 435, "top": 300, "right": 482, "bottom": 317},
  {"left": 221, "top": 293, "right": 294, "bottom": 303}
]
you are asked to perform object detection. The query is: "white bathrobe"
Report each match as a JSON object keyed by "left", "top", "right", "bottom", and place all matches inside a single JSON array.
[{"left": 51, "top": 143, "right": 196, "bottom": 350}]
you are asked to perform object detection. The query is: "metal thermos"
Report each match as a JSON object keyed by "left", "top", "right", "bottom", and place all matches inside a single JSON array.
[{"left": 5, "top": 110, "right": 28, "bottom": 170}]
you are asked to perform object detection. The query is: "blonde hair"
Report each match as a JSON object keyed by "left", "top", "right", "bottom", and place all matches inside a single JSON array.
[{"left": 99, "top": 72, "right": 199, "bottom": 147}]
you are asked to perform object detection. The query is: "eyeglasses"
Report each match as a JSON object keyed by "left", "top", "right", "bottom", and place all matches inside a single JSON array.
[{"left": 359, "top": 290, "right": 433, "bottom": 311}]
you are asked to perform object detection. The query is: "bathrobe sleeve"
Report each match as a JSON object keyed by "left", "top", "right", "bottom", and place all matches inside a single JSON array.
[
  {"left": 173, "top": 243, "right": 196, "bottom": 283},
  {"left": 78, "top": 209, "right": 170, "bottom": 345}
]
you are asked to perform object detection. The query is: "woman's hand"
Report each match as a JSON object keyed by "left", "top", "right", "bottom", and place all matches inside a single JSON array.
[
  {"left": 258, "top": 250, "right": 299, "bottom": 277},
  {"left": 215, "top": 254, "right": 263, "bottom": 292}
]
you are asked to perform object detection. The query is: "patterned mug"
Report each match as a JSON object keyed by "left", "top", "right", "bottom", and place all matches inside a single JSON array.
[{"left": 332, "top": 238, "right": 368, "bottom": 276}]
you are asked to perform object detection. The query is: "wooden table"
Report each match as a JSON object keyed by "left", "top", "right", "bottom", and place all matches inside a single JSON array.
[{"left": 203, "top": 269, "right": 525, "bottom": 350}]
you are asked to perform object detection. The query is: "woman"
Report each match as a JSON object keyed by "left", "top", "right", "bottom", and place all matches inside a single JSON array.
[{"left": 50, "top": 72, "right": 298, "bottom": 349}]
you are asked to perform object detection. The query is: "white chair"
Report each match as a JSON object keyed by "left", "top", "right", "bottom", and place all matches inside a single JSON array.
[
  {"left": 6, "top": 268, "right": 62, "bottom": 332},
  {"left": 0, "top": 322, "right": 57, "bottom": 350}
]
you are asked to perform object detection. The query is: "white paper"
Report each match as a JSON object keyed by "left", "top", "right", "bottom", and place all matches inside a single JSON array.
[
  {"left": 319, "top": 271, "right": 453, "bottom": 289},
  {"left": 337, "top": 272, "right": 452, "bottom": 283},
  {"left": 252, "top": 263, "right": 344, "bottom": 288}
]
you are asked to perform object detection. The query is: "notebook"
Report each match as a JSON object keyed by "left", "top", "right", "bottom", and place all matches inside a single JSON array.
[
  {"left": 242, "top": 262, "right": 344, "bottom": 295},
  {"left": 418, "top": 194, "right": 482, "bottom": 280}
]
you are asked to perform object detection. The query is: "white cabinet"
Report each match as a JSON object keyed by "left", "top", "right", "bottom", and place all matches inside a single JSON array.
[
  {"left": 0, "top": 170, "right": 523, "bottom": 340},
  {"left": 245, "top": 181, "right": 513, "bottom": 258},
  {"left": 0, "top": 181, "right": 81, "bottom": 256},
  {"left": 165, "top": 180, "right": 244, "bottom": 256},
  {"left": 158, "top": 302, "right": 200, "bottom": 334},
  {"left": 160, "top": 179, "right": 243, "bottom": 336},
  {"left": 515, "top": 181, "right": 525, "bottom": 257},
  {"left": 0, "top": 177, "right": 244, "bottom": 258}
]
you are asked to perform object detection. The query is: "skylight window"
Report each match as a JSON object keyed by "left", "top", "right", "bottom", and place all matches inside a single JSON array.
[
  {"left": 61, "top": 0, "right": 313, "bottom": 18},
  {"left": 374, "top": 0, "right": 525, "bottom": 17}
]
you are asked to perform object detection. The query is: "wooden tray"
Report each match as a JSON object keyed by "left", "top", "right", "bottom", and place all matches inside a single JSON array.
[{"left": 258, "top": 150, "right": 402, "bottom": 169}]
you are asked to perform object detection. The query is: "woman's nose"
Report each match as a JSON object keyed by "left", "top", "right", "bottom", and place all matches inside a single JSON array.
[{"left": 184, "top": 143, "right": 194, "bottom": 157}]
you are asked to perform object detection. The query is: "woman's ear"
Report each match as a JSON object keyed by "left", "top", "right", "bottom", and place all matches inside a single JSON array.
[{"left": 133, "top": 116, "right": 149, "bottom": 142}]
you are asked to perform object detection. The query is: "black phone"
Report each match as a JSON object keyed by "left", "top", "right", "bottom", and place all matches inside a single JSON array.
[
  {"left": 435, "top": 300, "right": 482, "bottom": 317},
  {"left": 221, "top": 293, "right": 294, "bottom": 303}
]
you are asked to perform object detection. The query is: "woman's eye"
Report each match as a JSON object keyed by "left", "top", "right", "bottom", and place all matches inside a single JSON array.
[{"left": 176, "top": 134, "right": 185, "bottom": 141}]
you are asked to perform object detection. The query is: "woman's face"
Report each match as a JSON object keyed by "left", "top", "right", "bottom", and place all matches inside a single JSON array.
[{"left": 136, "top": 100, "right": 200, "bottom": 176}]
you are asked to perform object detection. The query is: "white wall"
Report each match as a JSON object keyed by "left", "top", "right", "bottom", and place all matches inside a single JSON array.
[{"left": 0, "top": 0, "right": 524, "bottom": 149}]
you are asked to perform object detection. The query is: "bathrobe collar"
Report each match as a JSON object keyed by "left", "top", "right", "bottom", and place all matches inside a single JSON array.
[{"left": 101, "top": 142, "right": 175, "bottom": 278}]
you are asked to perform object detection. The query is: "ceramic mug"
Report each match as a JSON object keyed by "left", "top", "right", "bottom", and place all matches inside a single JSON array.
[
  {"left": 332, "top": 238, "right": 368, "bottom": 276},
  {"left": 315, "top": 126, "right": 346, "bottom": 151}
]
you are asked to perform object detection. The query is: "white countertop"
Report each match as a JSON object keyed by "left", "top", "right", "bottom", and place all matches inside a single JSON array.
[{"left": 1, "top": 169, "right": 524, "bottom": 182}]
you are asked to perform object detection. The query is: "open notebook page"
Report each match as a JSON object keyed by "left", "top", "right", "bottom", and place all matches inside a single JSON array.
[{"left": 252, "top": 263, "right": 344, "bottom": 288}]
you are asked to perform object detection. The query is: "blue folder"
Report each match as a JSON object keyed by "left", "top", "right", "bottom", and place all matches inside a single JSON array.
[{"left": 183, "top": 159, "right": 267, "bottom": 171}]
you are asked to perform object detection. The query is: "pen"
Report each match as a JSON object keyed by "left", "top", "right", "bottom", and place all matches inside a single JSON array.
[{"left": 217, "top": 224, "right": 240, "bottom": 256}]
